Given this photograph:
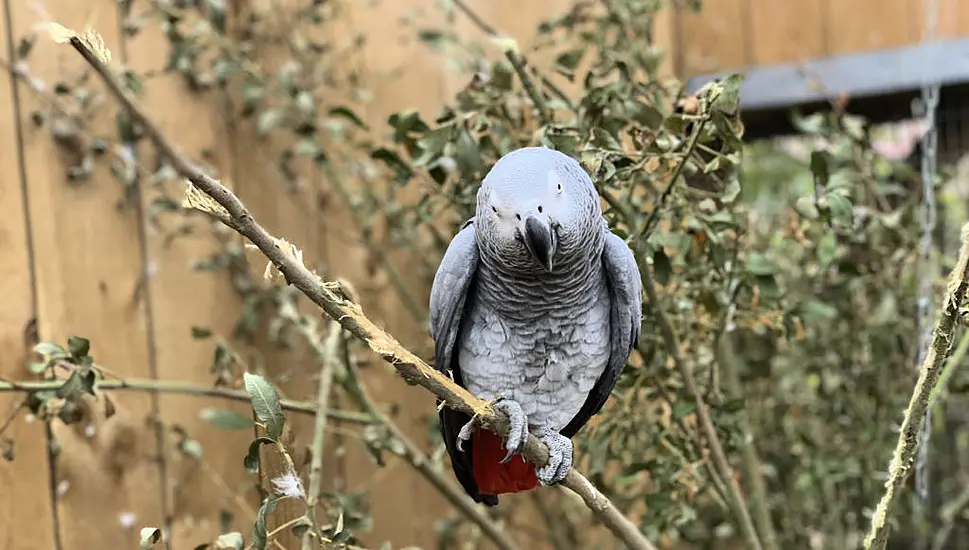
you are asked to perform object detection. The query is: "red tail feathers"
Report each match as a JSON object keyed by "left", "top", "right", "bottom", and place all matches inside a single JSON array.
[{"left": 471, "top": 429, "right": 539, "bottom": 496}]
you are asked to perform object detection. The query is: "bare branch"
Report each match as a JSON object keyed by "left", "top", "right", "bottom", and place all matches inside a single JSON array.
[
  {"left": 302, "top": 321, "right": 340, "bottom": 550},
  {"left": 0, "top": 377, "right": 370, "bottom": 423},
  {"left": 63, "top": 31, "right": 659, "bottom": 550},
  {"left": 864, "top": 222, "right": 969, "bottom": 550},
  {"left": 641, "top": 264, "right": 764, "bottom": 550}
]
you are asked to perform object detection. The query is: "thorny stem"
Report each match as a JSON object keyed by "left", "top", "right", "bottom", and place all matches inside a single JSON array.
[
  {"left": 66, "top": 30, "right": 659, "bottom": 550},
  {"left": 302, "top": 321, "right": 340, "bottom": 550},
  {"left": 0, "top": 378, "right": 371, "bottom": 423},
  {"left": 864, "top": 222, "right": 969, "bottom": 550},
  {"left": 640, "top": 264, "right": 763, "bottom": 550}
]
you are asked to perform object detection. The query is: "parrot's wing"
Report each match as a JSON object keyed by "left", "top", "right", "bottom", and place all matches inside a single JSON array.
[
  {"left": 429, "top": 218, "right": 479, "bottom": 377},
  {"left": 561, "top": 230, "right": 643, "bottom": 438},
  {"left": 429, "top": 219, "right": 498, "bottom": 505}
]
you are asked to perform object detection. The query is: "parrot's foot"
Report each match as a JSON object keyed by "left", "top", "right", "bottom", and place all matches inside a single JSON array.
[
  {"left": 535, "top": 426, "right": 573, "bottom": 486},
  {"left": 454, "top": 398, "right": 529, "bottom": 464},
  {"left": 494, "top": 400, "right": 529, "bottom": 463}
]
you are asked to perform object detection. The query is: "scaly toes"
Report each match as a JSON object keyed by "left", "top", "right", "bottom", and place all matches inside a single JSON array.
[
  {"left": 456, "top": 417, "right": 478, "bottom": 453},
  {"left": 493, "top": 399, "right": 529, "bottom": 463},
  {"left": 535, "top": 429, "right": 573, "bottom": 486}
]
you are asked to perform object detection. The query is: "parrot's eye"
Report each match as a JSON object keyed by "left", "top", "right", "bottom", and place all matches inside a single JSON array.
[
  {"left": 556, "top": 182, "right": 563, "bottom": 193},
  {"left": 491, "top": 206, "right": 498, "bottom": 213}
]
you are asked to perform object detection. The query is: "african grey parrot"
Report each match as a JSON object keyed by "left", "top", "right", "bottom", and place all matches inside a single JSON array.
[{"left": 428, "top": 146, "right": 643, "bottom": 505}]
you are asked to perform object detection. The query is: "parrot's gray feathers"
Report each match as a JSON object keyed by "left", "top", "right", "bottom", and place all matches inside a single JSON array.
[
  {"left": 561, "top": 230, "right": 643, "bottom": 438},
  {"left": 428, "top": 218, "right": 500, "bottom": 505},
  {"left": 429, "top": 218, "right": 479, "bottom": 377},
  {"left": 429, "top": 147, "right": 643, "bottom": 504}
]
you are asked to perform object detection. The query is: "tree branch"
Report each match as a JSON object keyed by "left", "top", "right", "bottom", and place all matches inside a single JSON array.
[
  {"left": 864, "top": 222, "right": 969, "bottom": 550},
  {"left": 302, "top": 320, "right": 340, "bottom": 550},
  {"left": 716, "top": 338, "right": 779, "bottom": 550},
  {"left": 339, "top": 335, "right": 521, "bottom": 550},
  {"left": 640, "top": 264, "right": 763, "bottom": 550},
  {"left": 451, "top": 0, "right": 566, "bottom": 119},
  {"left": 62, "top": 29, "right": 659, "bottom": 550},
  {"left": 276, "top": 286, "right": 521, "bottom": 550},
  {"left": 0, "top": 378, "right": 370, "bottom": 423}
]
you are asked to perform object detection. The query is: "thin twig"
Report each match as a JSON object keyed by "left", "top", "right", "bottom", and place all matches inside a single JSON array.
[
  {"left": 716, "top": 338, "right": 779, "bottom": 550},
  {"left": 65, "top": 30, "right": 658, "bottom": 550},
  {"left": 302, "top": 320, "right": 340, "bottom": 550},
  {"left": 864, "top": 223, "right": 969, "bottom": 550},
  {"left": 450, "top": 0, "right": 568, "bottom": 117},
  {"left": 0, "top": 377, "right": 371, "bottom": 423},
  {"left": 0, "top": 402, "right": 24, "bottom": 438},
  {"left": 637, "top": 115, "right": 710, "bottom": 240},
  {"left": 641, "top": 264, "right": 763, "bottom": 550}
]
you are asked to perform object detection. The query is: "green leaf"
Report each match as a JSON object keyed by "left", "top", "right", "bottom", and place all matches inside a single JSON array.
[
  {"left": 27, "top": 362, "right": 48, "bottom": 374},
  {"left": 214, "top": 532, "right": 244, "bottom": 550},
  {"left": 711, "top": 74, "right": 743, "bottom": 115},
  {"left": 816, "top": 233, "right": 837, "bottom": 266},
  {"left": 809, "top": 150, "right": 832, "bottom": 187},
  {"left": 745, "top": 252, "right": 775, "bottom": 276},
  {"left": 672, "top": 400, "right": 696, "bottom": 420},
  {"left": 191, "top": 326, "right": 213, "bottom": 339},
  {"left": 243, "top": 373, "right": 285, "bottom": 439},
  {"left": 793, "top": 196, "right": 820, "bottom": 220},
  {"left": 795, "top": 299, "right": 839, "bottom": 321},
  {"left": 244, "top": 437, "right": 276, "bottom": 474},
  {"left": 140, "top": 527, "right": 162, "bottom": 549},
  {"left": 554, "top": 49, "right": 584, "bottom": 79},
  {"left": 66, "top": 336, "right": 90, "bottom": 358},
  {"left": 825, "top": 192, "right": 853, "bottom": 225},
  {"left": 56, "top": 369, "right": 97, "bottom": 400},
  {"left": 33, "top": 342, "right": 68, "bottom": 361},
  {"left": 256, "top": 109, "right": 282, "bottom": 136},
  {"left": 251, "top": 497, "right": 279, "bottom": 550},
  {"left": 414, "top": 125, "right": 454, "bottom": 167},
  {"left": 652, "top": 249, "right": 673, "bottom": 286},
  {"left": 200, "top": 408, "right": 254, "bottom": 431},
  {"left": 329, "top": 106, "right": 367, "bottom": 129}
]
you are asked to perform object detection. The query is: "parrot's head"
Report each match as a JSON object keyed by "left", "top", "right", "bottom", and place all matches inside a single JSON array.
[{"left": 475, "top": 147, "right": 602, "bottom": 274}]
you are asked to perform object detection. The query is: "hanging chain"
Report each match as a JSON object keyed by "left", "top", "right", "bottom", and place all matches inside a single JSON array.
[{"left": 914, "top": 0, "right": 940, "bottom": 503}]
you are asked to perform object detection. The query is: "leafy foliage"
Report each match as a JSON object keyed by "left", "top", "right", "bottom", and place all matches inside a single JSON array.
[{"left": 3, "top": 0, "right": 965, "bottom": 549}]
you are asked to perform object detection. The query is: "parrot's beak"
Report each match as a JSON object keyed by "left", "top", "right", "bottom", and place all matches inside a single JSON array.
[{"left": 523, "top": 216, "right": 556, "bottom": 272}]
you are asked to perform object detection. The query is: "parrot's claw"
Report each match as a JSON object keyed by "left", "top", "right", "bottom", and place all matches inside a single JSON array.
[
  {"left": 455, "top": 418, "right": 477, "bottom": 453},
  {"left": 535, "top": 427, "right": 573, "bottom": 486},
  {"left": 493, "top": 399, "right": 529, "bottom": 463}
]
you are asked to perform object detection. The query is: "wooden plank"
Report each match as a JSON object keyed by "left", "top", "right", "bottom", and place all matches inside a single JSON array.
[
  {"left": 824, "top": 0, "right": 914, "bottom": 55},
  {"left": 6, "top": 0, "right": 164, "bottom": 547},
  {"left": 122, "top": 8, "right": 257, "bottom": 548},
  {"left": 0, "top": 4, "right": 56, "bottom": 548},
  {"left": 911, "top": 0, "right": 969, "bottom": 40},
  {"left": 677, "top": 0, "right": 749, "bottom": 76},
  {"left": 748, "top": 0, "right": 827, "bottom": 65}
]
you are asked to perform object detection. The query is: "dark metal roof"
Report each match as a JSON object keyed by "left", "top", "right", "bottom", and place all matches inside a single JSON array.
[{"left": 685, "top": 37, "right": 969, "bottom": 139}]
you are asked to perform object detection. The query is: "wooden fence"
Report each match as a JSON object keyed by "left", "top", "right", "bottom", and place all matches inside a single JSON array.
[{"left": 0, "top": 1, "right": 965, "bottom": 549}]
